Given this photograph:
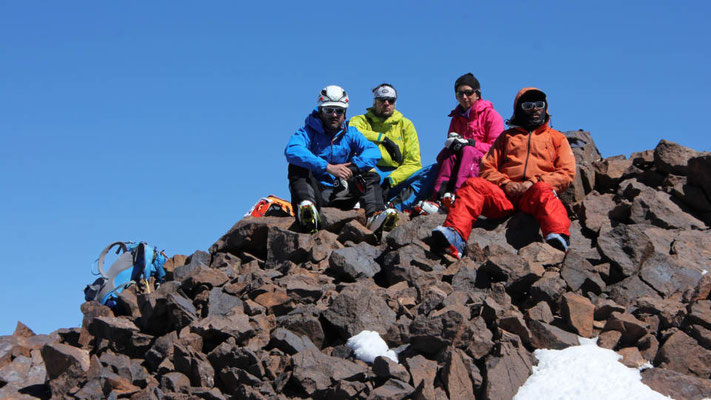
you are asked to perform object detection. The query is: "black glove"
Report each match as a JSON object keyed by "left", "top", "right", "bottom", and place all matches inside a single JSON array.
[
  {"left": 381, "top": 137, "right": 403, "bottom": 164},
  {"left": 380, "top": 179, "right": 391, "bottom": 203},
  {"left": 347, "top": 164, "right": 361, "bottom": 176}
]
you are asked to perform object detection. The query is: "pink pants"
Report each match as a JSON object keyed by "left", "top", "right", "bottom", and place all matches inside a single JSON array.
[{"left": 433, "top": 146, "right": 484, "bottom": 197}]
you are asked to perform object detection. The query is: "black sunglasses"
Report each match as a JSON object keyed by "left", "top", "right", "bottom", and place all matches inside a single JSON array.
[
  {"left": 456, "top": 89, "right": 476, "bottom": 97},
  {"left": 322, "top": 107, "right": 346, "bottom": 116},
  {"left": 376, "top": 97, "right": 396, "bottom": 104}
]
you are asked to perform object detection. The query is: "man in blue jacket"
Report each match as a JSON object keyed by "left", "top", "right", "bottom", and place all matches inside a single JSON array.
[{"left": 285, "top": 85, "right": 399, "bottom": 233}]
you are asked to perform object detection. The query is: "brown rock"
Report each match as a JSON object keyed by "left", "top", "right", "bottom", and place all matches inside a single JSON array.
[
  {"left": 525, "top": 301, "right": 554, "bottom": 324},
  {"left": 442, "top": 349, "right": 474, "bottom": 400},
  {"left": 654, "top": 139, "right": 700, "bottom": 175},
  {"left": 597, "top": 223, "right": 654, "bottom": 278},
  {"left": 603, "top": 312, "right": 649, "bottom": 346},
  {"left": 629, "top": 185, "right": 707, "bottom": 230},
  {"left": 373, "top": 355, "right": 409, "bottom": 382},
  {"left": 484, "top": 341, "right": 534, "bottom": 400},
  {"left": 560, "top": 251, "right": 605, "bottom": 294},
  {"left": 689, "top": 154, "right": 711, "bottom": 199},
  {"left": 527, "top": 320, "right": 579, "bottom": 350},
  {"left": 405, "top": 354, "right": 437, "bottom": 399},
  {"left": 13, "top": 322, "right": 35, "bottom": 338},
  {"left": 642, "top": 367, "right": 711, "bottom": 400},
  {"left": 320, "top": 207, "right": 366, "bottom": 233},
  {"left": 369, "top": 379, "right": 415, "bottom": 400},
  {"left": 617, "top": 347, "right": 646, "bottom": 368},
  {"left": 266, "top": 226, "right": 313, "bottom": 267},
  {"left": 594, "top": 155, "right": 632, "bottom": 192},
  {"left": 309, "top": 229, "right": 342, "bottom": 262},
  {"left": 322, "top": 283, "right": 396, "bottom": 340},
  {"left": 655, "top": 330, "right": 711, "bottom": 378},
  {"left": 291, "top": 347, "right": 366, "bottom": 397},
  {"left": 597, "top": 330, "right": 621, "bottom": 349},
  {"left": 561, "top": 292, "right": 594, "bottom": 337},
  {"left": 337, "top": 219, "right": 378, "bottom": 246},
  {"left": 688, "top": 300, "right": 711, "bottom": 330},
  {"left": 580, "top": 192, "right": 617, "bottom": 233},
  {"left": 210, "top": 216, "right": 293, "bottom": 259}
]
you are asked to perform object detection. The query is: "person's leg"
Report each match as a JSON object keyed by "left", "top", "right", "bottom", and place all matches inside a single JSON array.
[
  {"left": 453, "top": 146, "right": 484, "bottom": 191},
  {"left": 443, "top": 177, "right": 514, "bottom": 241},
  {"left": 517, "top": 182, "right": 571, "bottom": 237},
  {"left": 357, "top": 170, "right": 386, "bottom": 217},
  {"left": 288, "top": 164, "right": 321, "bottom": 210},
  {"left": 387, "top": 164, "right": 438, "bottom": 211},
  {"left": 433, "top": 148, "right": 457, "bottom": 199},
  {"left": 288, "top": 164, "right": 324, "bottom": 232}
]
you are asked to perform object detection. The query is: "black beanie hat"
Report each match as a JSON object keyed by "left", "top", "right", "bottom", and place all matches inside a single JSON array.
[{"left": 454, "top": 73, "right": 480, "bottom": 92}]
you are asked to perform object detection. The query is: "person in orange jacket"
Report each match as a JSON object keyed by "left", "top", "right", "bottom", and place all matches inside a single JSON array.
[{"left": 431, "top": 87, "right": 576, "bottom": 258}]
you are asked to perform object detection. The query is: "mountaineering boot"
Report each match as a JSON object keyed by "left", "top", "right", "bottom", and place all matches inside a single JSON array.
[
  {"left": 297, "top": 200, "right": 319, "bottom": 233},
  {"left": 413, "top": 200, "right": 443, "bottom": 216},
  {"left": 545, "top": 233, "right": 570, "bottom": 252},
  {"left": 367, "top": 208, "right": 399, "bottom": 233},
  {"left": 441, "top": 192, "right": 455, "bottom": 211},
  {"left": 431, "top": 226, "right": 466, "bottom": 259}
]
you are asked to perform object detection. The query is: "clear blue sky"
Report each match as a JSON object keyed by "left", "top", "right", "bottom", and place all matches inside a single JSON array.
[{"left": 1, "top": 1, "right": 709, "bottom": 334}]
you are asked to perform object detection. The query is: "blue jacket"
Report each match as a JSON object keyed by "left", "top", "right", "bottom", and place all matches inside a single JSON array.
[{"left": 285, "top": 110, "right": 381, "bottom": 187}]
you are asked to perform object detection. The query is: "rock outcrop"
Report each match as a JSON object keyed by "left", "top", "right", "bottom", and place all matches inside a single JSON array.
[{"left": 1, "top": 136, "right": 710, "bottom": 399}]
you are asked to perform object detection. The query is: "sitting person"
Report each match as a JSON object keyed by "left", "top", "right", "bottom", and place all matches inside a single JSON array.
[
  {"left": 350, "top": 83, "right": 437, "bottom": 211},
  {"left": 432, "top": 73, "right": 505, "bottom": 209},
  {"left": 284, "top": 85, "right": 398, "bottom": 233},
  {"left": 432, "top": 87, "right": 576, "bottom": 258}
]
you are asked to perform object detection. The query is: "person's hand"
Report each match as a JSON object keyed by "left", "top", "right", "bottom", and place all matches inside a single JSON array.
[
  {"left": 504, "top": 181, "right": 534, "bottom": 197},
  {"left": 445, "top": 132, "right": 472, "bottom": 152},
  {"left": 381, "top": 137, "right": 403, "bottom": 164},
  {"left": 521, "top": 180, "right": 533, "bottom": 192},
  {"left": 503, "top": 182, "right": 524, "bottom": 197},
  {"left": 327, "top": 163, "right": 353, "bottom": 179}
]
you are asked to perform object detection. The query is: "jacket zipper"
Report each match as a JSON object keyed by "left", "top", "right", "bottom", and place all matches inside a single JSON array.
[{"left": 522, "top": 130, "right": 532, "bottom": 180}]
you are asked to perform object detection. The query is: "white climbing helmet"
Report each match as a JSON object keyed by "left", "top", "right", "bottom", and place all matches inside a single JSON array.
[{"left": 317, "top": 85, "right": 349, "bottom": 109}]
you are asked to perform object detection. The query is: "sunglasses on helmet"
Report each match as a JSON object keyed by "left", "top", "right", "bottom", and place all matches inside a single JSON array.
[
  {"left": 322, "top": 107, "right": 346, "bottom": 116},
  {"left": 521, "top": 101, "right": 546, "bottom": 111}
]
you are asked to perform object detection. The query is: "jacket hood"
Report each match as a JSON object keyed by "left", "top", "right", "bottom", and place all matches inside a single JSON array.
[
  {"left": 449, "top": 99, "right": 494, "bottom": 118},
  {"left": 365, "top": 108, "right": 403, "bottom": 124},
  {"left": 511, "top": 87, "right": 549, "bottom": 117},
  {"left": 508, "top": 87, "right": 550, "bottom": 128}
]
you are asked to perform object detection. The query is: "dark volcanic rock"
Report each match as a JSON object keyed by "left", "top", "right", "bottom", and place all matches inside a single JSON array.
[
  {"left": 322, "top": 283, "right": 396, "bottom": 340},
  {"left": 328, "top": 243, "right": 382, "bottom": 281}
]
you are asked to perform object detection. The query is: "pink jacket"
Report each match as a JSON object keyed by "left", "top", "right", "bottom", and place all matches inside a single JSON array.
[{"left": 447, "top": 99, "right": 505, "bottom": 155}]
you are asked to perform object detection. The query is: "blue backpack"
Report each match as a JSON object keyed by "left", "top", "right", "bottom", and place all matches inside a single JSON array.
[{"left": 84, "top": 241, "right": 168, "bottom": 308}]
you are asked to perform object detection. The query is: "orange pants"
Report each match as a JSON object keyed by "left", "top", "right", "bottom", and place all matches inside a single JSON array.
[{"left": 444, "top": 178, "right": 570, "bottom": 241}]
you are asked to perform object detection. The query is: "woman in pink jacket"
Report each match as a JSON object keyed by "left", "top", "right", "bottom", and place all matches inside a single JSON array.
[{"left": 433, "top": 73, "right": 505, "bottom": 205}]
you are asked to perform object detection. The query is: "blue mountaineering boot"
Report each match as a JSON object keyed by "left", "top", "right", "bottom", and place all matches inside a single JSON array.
[
  {"left": 431, "top": 226, "right": 465, "bottom": 259},
  {"left": 545, "top": 233, "right": 570, "bottom": 252}
]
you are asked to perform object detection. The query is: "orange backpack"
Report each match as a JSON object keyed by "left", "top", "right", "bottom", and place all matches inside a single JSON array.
[{"left": 245, "top": 195, "right": 294, "bottom": 217}]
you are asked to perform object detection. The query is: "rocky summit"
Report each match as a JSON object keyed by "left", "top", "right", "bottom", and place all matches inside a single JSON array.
[{"left": 2, "top": 134, "right": 711, "bottom": 400}]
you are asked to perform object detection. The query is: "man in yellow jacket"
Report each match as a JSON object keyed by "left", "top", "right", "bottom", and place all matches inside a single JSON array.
[{"left": 350, "top": 83, "right": 436, "bottom": 211}]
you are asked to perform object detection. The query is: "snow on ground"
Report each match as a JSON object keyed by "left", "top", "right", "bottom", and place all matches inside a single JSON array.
[
  {"left": 346, "top": 330, "right": 398, "bottom": 363},
  {"left": 514, "top": 337, "right": 672, "bottom": 400}
]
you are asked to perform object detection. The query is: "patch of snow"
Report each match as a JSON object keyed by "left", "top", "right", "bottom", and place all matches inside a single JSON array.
[
  {"left": 346, "top": 330, "right": 397, "bottom": 364},
  {"left": 514, "top": 337, "right": 672, "bottom": 400}
]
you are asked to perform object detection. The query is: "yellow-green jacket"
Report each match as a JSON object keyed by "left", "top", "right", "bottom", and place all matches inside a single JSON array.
[{"left": 350, "top": 108, "right": 422, "bottom": 187}]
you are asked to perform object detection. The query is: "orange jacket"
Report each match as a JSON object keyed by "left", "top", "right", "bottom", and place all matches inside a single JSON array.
[{"left": 480, "top": 88, "right": 575, "bottom": 192}]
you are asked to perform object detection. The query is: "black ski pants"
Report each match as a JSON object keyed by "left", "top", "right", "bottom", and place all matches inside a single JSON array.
[{"left": 288, "top": 164, "right": 385, "bottom": 217}]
